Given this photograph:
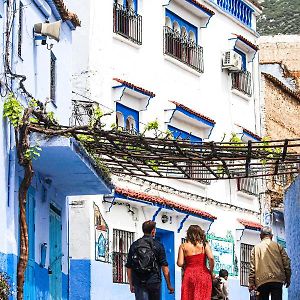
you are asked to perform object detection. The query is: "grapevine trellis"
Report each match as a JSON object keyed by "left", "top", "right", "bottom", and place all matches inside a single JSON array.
[{"left": 30, "top": 123, "right": 300, "bottom": 181}]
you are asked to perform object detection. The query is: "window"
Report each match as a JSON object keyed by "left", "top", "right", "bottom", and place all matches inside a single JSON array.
[
  {"left": 240, "top": 243, "right": 254, "bottom": 286},
  {"left": 168, "top": 125, "right": 201, "bottom": 143},
  {"left": 113, "top": 0, "right": 142, "bottom": 44},
  {"left": 116, "top": 103, "right": 139, "bottom": 133},
  {"left": 18, "top": 2, "right": 23, "bottom": 57},
  {"left": 164, "top": 9, "right": 203, "bottom": 72},
  {"left": 112, "top": 229, "right": 134, "bottom": 283},
  {"left": 237, "top": 177, "right": 258, "bottom": 196},
  {"left": 50, "top": 51, "right": 56, "bottom": 103},
  {"left": 231, "top": 48, "right": 252, "bottom": 96}
]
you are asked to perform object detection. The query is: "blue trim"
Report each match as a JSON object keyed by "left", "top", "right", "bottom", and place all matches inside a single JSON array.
[
  {"left": 168, "top": 125, "right": 202, "bottom": 143},
  {"left": 152, "top": 207, "right": 163, "bottom": 221},
  {"left": 116, "top": 102, "right": 139, "bottom": 132},
  {"left": 185, "top": 0, "right": 214, "bottom": 16},
  {"left": 175, "top": 106, "right": 215, "bottom": 128},
  {"left": 234, "top": 48, "right": 247, "bottom": 70},
  {"left": 165, "top": 9, "right": 198, "bottom": 43},
  {"left": 122, "top": 0, "right": 138, "bottom": 13},
  {"left": 242, "top": 130, "right": 260, "bottom": 141},
  {"left": 177, "top": 214, "right": 189, "bottom": 233}
]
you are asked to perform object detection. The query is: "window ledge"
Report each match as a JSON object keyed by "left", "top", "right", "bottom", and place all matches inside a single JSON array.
[
  {"left": 164, "top": 55, "right": 202, "bottom": 77},
  {"left": 231, "top": 88, "right": 252, "bottom": 101},
  {"left": 113, "top": 33, "right": 141, "bottom": 49}
]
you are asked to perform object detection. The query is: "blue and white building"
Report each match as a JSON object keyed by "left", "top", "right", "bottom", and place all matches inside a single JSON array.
[
  {"left": 0, "top": 0, "right": 112, "bottom": 299},
  {"left": 65, "top": 0, "right": 270, "bottom": 299}
]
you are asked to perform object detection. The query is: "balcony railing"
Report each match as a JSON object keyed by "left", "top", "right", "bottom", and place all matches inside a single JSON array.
[
  {"left": 113, "top": 3, "right": 142, "bottom": 45},
  {"left": 231, "top": 70, "right": 252, "bottom": 96},
  {"left": 237, "top": 177, "right": 258, "bottom": 195},
  {"left": 216, "top": 0, "right": 253, "bottom": 27},
  {"left": 70, "top": 100, "right": 99, "bottom": 126},
  {"left": 185, "top": 162, "right": 211, "bottom": 184},
  {"left": 163, "top": 26, "right": 204, "bottom": 73}
]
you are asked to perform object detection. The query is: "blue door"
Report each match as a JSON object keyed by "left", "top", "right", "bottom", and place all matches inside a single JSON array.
[
  {"left": 155, "top": 228, "right": 175, "bottom": 300},
  {"left": 49, "top": 204, "right": 62, "bottom": 300},
  {"left": 24, "top": 187, "right": 36, "bottom": 300}
]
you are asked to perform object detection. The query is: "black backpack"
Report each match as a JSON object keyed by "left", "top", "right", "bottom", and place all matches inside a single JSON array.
[
  {"left": 211, "top": 277, "right": 225, "bottom": 299},
  {"left": 131, "top": 238, "right": 157, "bottom": 274}
]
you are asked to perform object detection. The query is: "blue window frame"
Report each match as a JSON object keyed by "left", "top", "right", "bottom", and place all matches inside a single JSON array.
[
  {"left": 165, "top": 9, "right": 198, "bottom": 43},
  {"left": 234, "top": 48, "right": 247, "bottom": 70},
  {"left": 116, "top": 102, "right": 139, "bottom": 132},
  {"left": 168, "top": 125, "right": 201, "bottom": 143}
]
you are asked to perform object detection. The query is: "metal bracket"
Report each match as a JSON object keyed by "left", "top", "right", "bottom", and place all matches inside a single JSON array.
[
  {"left": 177, "top": 214, "right": 189, "bottom": 233},
  {"left": 236, "top": 228, "right": 245, "bottom": 241},
  {"left": 152, "top": 207, "right": 162, "bottom": 221},
  {"left": 206, "top": 219, "right": 214, "bottom": 234}
]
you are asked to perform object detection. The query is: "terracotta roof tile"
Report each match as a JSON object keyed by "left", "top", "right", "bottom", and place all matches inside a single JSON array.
[
  {"left": 116, "top": 187, "right": 217, "bottom": 220},
  {"left": 242, "top": 128, "right": 262, "bottom": 141},
  {"left": 52, "top": 0, "right": 81, "bottom": 27},
  {"left": 185, "top": 0, "right": 215, "bottom": 16},
  {"left": 113, "top": 78, "right": 156, "bottom": 98},
  {"left": 170, "top": 100, "right": 216, "bottom": 125},
  {"left": 262, "top": 72, "right": 300, "bottom": 102},
  {"left": 238, "top": 218, "right": 262, "bottom": 231},
  {"left": 234, "top": 34, "right": 259, "bottom": 51}
]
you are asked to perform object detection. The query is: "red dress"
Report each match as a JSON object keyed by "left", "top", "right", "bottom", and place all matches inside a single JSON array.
[{"left": 181, "top": 253, "right": 212, "bottom": 300}]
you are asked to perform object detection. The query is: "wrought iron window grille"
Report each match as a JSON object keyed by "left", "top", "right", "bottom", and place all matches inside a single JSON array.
[
  {"left": 184, "top": 162, "right": 211, "bottom": 184},
  {"left": 231, "top": 70, "right": 252, "bottom": 96},
  {"left": 50, "top": 52, "right": 57, "bottom": 103},
  {"left": 112, "top": 229, "right": 134, "bottom": 284},
  {"left": 113, "top": 2, "right": 142, "bottom": 45},
  {"left": 163, "top": 26, "right": 204, "bottom": 73},
  {"left": 240, "top": 243, "right": 254, "bottom": 286},
  {"left": 18, "top": 2, "right": 23, "bottom": 57}
]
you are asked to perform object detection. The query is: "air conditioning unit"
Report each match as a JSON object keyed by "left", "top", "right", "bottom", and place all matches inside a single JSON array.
[{"left": 222, "top": 51, "right": 242, "bottom": 71}]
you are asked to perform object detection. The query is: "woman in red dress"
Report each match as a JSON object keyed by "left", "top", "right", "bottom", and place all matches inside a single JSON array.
[{"left": 177, "top": 225, "right": 215, "bottom": 300}]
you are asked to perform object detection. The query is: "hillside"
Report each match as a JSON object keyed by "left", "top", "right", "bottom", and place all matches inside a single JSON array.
[{"left": 257, "top": 0, "right": 300, "bottom": 35}]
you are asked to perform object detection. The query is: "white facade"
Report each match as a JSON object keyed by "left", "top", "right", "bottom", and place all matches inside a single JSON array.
[{"left": 66, "top": 0, "right": 265, "bottom": 299}]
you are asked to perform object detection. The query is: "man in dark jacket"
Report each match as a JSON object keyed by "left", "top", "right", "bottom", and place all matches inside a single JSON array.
[
  {"left": 249, "top": 226, "right": 291, "bottom": 300},
  {"left": 126, "top": 220, "right": 174, "bottom": 300}
]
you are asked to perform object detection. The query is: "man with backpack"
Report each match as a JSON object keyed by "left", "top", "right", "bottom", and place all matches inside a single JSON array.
[
  {"left": 126, "top": 220, "right": 174, "bottom": 300},
  {"left": 211, "top": 269, "right": 229, "bottom": 300}
]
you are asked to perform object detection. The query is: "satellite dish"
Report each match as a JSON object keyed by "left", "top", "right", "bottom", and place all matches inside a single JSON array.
[{"left": 34, "top": 20, "right": 62, "bottom": 42}]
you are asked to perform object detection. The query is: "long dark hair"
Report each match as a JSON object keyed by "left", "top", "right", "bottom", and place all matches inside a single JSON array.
[{"left": 186, "top": 225, "right": 207, "bottom": 247}]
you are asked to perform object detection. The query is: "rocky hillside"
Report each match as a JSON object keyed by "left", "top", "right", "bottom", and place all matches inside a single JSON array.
[{"left": 257, "top": 0, "right": 300, "bottom": 35}]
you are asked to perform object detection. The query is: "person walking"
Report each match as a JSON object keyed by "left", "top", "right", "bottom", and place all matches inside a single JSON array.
[
  {"left": 211, "top": 269, "right": 229, "bottom": 300},
  {"left": 249, "top": 226, "right": 291, "bottom": 300},
  {"left": 126, "top": 220, "right": 174, "bottom": 300},
  {"left": 177, "top": 225, "right": 215, "bottom": 300}
]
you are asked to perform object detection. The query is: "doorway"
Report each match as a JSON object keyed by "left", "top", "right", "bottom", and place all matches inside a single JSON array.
[
  {"left": 49, "top": 204, "right": 62, "bottom": 300},
  {"left": 155, "top": 228, "right": 175, "bottom": 300}
]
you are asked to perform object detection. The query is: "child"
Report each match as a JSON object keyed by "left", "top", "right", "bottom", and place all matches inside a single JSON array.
[{"left": 211, "top": 269, "right": 229, "bottom": 300}]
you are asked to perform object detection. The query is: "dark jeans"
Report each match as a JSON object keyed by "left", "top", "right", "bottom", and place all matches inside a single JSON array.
[
  {"left": 134, "top": 283, "right": 161, "bottom": 300},
  {"left": 257, "top": 282, "right": 283, "bottom": 300}
]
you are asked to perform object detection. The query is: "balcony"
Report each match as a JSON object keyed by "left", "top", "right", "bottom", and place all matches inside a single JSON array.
[
  {"left": 237, "top": 177, "right": 258, "bottom": 195},
  {"left": 163, "top": 26, "right": 204, "bottom": 73},
  {"left": 216, "top": 0, "right": 253, "bottom": 27},
  {"left": 70, "top": 100, "right": 99, "bottom": 126},
  {"left": 113, "top": 3, "right": 142, "bottom": 45},
  {"left": 231, "top": 70, "right": 252, "bottom": 96}
]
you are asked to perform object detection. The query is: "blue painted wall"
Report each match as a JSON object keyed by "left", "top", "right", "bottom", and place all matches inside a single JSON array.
[
  {"left": 284, "top": 176, "right": 300, "bottom": 300},
  {"left": 69, "top": 259, "right": 91, "bottom": 300}
]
